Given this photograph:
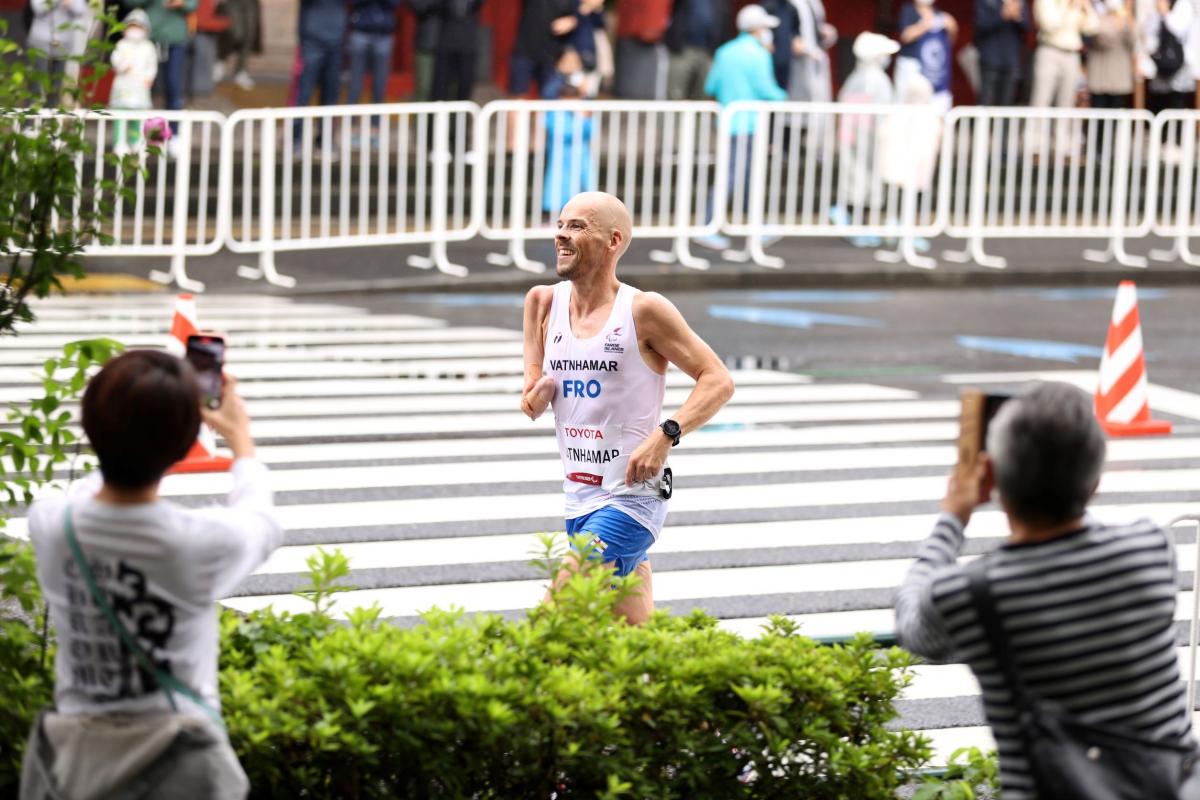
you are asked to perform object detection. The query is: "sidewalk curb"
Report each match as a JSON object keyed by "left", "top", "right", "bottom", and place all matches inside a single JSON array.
[{"left": 262, "top": 264, "right": 1200, "bottom": 298}]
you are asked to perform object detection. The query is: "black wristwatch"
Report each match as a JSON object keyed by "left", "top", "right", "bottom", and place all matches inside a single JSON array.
[{"left": 660, "top": 419, "right": 681, "bottom": 446}]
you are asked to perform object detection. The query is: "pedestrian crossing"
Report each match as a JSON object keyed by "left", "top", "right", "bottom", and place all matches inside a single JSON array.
[{"left": 6, "top": 293, "right": 1200, "bottom": 767}]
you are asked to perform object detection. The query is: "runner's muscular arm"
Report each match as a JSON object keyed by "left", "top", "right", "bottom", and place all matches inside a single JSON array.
[
  {"left": 521, "top": 285, "right": 556, "bottom": 420},
  {"left": 625, "top": 293, "right": 736, "bottom": 485}
]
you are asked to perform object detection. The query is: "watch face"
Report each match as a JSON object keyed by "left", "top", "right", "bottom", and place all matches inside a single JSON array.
[{"left": 663, "top": 420, "right": 681, "bottom": 439}]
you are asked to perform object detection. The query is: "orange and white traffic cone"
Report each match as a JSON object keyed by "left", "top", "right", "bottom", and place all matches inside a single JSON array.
[
  {"left": 1094, "top": 281, "right": 1172, "bottom": 438},
  {"left": 165, "top": 293, "right": 233, "bottom": 474}
]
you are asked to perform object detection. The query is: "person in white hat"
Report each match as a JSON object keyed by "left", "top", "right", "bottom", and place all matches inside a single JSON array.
[
  {"left": 694, "top": 3, "right": 788, "bottom": 252},
  {"left": 829, "top": 32, "right": 901, "bottom": 248},
  {"left": 109, "top": 9, "right": 159, "bottom": 156}
]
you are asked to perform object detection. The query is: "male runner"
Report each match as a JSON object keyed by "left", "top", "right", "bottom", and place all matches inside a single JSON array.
[{"left": 521, "top": 191, "right": 735, "bottom": 624}]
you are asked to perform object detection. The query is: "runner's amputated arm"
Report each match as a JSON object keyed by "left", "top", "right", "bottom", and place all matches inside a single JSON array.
[
  {"left": 624, "top": 293, "right": 735, "bottom": 485},
  {"left": 521, "top": 286, "right": 555, "bottom": 420}
]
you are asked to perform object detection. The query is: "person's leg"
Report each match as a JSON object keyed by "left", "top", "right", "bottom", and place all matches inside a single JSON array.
[
  {"left": 235, "top": 0, "right": 257, "bottom": 76},
  {"left": 414, "top": 50, "right": 433, "bottom": 101},
  {"left": 455, "top": 50, "right": 476, "bottom": 101},
  {"left": 552, "top": 506, "right": 657, "bottom": 625},
  {"left": 345, "top": 31, "right": 369, "bottom": 105},
  {"left": 667, "top": 51, "right": 687, "bottom": 101},
  {"left": 431, "top": 48, "right": 452, "bottom": 101},
  {"left": 318, "top": 39, "right": 342, "bottom": 106},
  {"left": 1028, "top": 47, "right": 1055, "bottom": 108},
  {"left": 370, "top": 32, "right": 392, "bottom": 105},
  {"left": 612, "top": 561, "right": 653, "bottom": 625},
  {"left": 292, "top": 38, "right": 326, "bottom": 142},
  {"left": 978, "top": 66, "right": 999, "bottom": 106},
  {"left": 162, "top": 44, "right": 187, "bottom": 134}
]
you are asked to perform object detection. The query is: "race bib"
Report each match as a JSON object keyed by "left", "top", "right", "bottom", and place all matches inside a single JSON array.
[{"left": 558, "top": 423, "right": 663, "bottom": 496}]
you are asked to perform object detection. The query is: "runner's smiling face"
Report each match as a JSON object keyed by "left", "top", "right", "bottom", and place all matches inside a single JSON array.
[{"left": 555, "top": 208, "right": 606, "bottom": 279}]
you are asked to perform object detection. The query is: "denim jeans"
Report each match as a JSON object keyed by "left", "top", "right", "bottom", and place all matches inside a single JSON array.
[
  {"left": 346, "top": 30, "right": 392, "bottom": 117},
  {"left": 293, "top": 36, "right": 344, "bottom": 142},
  {"left": 155, "top": 44, "right": 187, "bottom": 133}
]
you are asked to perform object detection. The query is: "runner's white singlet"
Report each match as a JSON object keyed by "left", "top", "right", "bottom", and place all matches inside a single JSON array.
[{"left": 543, "top": 281, "right": 669, "bottom": 537}]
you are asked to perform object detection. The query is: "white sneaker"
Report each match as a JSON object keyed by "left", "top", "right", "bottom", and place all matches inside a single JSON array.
[
  {"left": 212, "top": 62, "right": 226, "bottom": 84},
  {"left": 233, "top": 70, "right": 255, "bottom": 91},
  {"left": 166, "top": 138, "right": 181, "bottom": 159},
  {"left": 113, "top": 142, "right": 130, "bottom": 157}
]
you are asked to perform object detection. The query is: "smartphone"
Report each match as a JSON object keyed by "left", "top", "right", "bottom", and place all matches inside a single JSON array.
[
  {"left": 185, "top": 333, "right": 225, "bottom": 410},
  {"left": 956, "top": 389, "right": 1012, "bottom": 475}
]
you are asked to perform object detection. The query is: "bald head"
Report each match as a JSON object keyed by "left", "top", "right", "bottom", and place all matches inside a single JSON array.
[{"left": 562, "top": 192, "right": 632, "bottom": 259}]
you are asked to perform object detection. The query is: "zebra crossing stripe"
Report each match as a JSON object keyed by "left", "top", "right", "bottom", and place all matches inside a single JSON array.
[
  {"left": 145, "top": 444, "right": 1200, "bottom": 498},
  {"left": 4, "top": 327, "right": 522, "bottom": 351}
]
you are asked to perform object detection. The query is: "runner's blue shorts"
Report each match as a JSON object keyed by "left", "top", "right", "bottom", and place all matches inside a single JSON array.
[{"left": 565, "top": 506, "right": 655, "bottom": 578}]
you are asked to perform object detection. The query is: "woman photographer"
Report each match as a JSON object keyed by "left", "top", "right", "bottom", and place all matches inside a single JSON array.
[{"left": 21, "top": 350, "right": 282, "bottom": 799}]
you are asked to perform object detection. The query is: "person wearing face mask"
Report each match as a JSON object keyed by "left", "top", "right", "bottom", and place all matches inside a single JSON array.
[
  {"left": 897, "top": 0, "right": 959, "bottom": 114},
  {"left": 696, "top": 3, "right": 787, "bottom": 252},
  {"left": 109, "top": 10, "right": 158, "bottom": 156},
  {"left": 830, "top": 32, "right": 901, "bottom": 248}
]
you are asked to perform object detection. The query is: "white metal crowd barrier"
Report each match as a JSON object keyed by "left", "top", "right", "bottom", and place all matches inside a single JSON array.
[
  {"left": 476, "top": 100, "right": 722, "bottom": 271},
  {"left": 940, "top": 107, "right": 1155, "bottom": 269},
  {"left": 717, "top": 101, "right": 945, "bottom": 269},
  {"left": 1172, "top": 514, "right": 1200, "bottom": 717},
  {"left": 11, "top": 110, "right": 225, "bottom": 292},
  {"left": 1147, "top": 111, "right": 1200, "bottom": 267},
  {"left": 222, "top": 102, "right": 480, "bottom": 283},
  {"left": 11, "top": 102, "right": 1200, "bottom": 288}
]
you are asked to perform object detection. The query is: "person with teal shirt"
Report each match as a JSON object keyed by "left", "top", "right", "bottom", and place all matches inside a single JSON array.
[
  {"left": 124, "top": 0, "right": 197, "bottom": 141},
  {"left": 542, "top": 58, "right": 595, "bottom": 217},
  {"left": 697, "top": 4, "right": 786, "bottom": 251}
]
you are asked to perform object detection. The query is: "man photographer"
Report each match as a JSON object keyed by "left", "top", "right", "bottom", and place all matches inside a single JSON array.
[{"left": 896, "top": 383, "right": 1195, "bottom": 800}]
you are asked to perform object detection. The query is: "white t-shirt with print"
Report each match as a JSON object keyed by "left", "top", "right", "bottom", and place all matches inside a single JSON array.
[{"left": 28, "top": 459, "right": 283, "bottom": 719}]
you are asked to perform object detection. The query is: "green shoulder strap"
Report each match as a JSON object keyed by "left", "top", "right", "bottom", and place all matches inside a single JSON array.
[{"left": 63, "top": 505, "right": 225, "bottom": 729}]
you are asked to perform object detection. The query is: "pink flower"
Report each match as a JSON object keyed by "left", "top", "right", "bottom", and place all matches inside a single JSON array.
[{"left": 143, "top": 117, "right": 172, "bottom": 145}]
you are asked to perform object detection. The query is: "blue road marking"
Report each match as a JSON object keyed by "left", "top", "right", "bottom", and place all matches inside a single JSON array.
[
  {"left": 405, "top": 294, "right": 526, "bottom": 307},
  {"left": 956, "top": 335, "right": 1105, "bottom": 363},
  {"left": 746, "top": 290, "right": 895, "bottom": 304},
  {"left": 1034, "top": 288, "right": 1170, "bottom": 302},
  {"left": 708, "top": 305, "right": 884, "bottom": 329}
]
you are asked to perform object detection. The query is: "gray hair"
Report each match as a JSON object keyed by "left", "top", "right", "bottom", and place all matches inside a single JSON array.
[{"left": 986, "top": 383, "right": 1106, "bottom": 524}]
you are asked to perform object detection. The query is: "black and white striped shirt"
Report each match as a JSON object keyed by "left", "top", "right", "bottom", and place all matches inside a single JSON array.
[{"left": 895, "top": 512, "right": 1193, "bottom": 800}]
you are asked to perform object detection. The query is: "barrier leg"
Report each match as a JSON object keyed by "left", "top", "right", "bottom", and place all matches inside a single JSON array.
[
  {"left": 1150, "top": 235, "right": 1200, "bottom": 266},
  {"left": 149, "top": 253, "right": 206, "bottom": 292},
  {"left": 745, "top": 235, "right": 784, "bottom": 269},
  {"left": 876, "top": 238, "right": 936, "bottom": 270},
  {"left": 943, "top": 235, "right": 1007, "bottom": 269},
  {"left": 237, "top": 250, "right": 298, "bottom": 288},
  {"left": 1082, "top": 236, "right": 1148, "bottom": 268},
  {"left": 649, "top": 236, "right": 710, "bottom": 270},
  {"left": 484, "top": 238, "right": 546, "bottom": 273},
  {"left": 407, "top": 240, "right": 469, "bottom": 278}
]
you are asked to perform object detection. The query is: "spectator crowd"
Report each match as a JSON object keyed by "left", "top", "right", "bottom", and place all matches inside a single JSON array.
[{"left": 14, "top": 0, "right": 1200, "bottom": 122}]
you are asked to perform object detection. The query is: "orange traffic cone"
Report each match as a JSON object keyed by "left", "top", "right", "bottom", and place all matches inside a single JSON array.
[
  {"left": 1094, "top": 281, "right": 1172, "bottom": 437},
  {"left": 166, "top": 294, "right": 234, "bottom": 474}
]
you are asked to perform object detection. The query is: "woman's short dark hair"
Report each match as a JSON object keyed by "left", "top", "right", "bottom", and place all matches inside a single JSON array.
[{"left": 82, "top": 350, "right": 201, "bottom": 489}]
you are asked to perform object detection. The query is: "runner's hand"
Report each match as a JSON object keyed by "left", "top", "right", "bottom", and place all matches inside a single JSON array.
[
  {"left": 625, "top": 430, "right": 671, "bottom": 487},
  {"left": 521, "top": 375, "right": 556, "bottom": 421}
]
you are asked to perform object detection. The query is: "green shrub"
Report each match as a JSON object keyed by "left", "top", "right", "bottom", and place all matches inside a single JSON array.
[
  {"left": 0, "top": 538, "right": 53, "bottom": 793},
  {"left": 912, "top": 747, "right": 1002, "bottom": 800},
  {"left": 220, "top": 539, "right": 931, "bottom": 799},
  {"left": 1, "top": 535, "right": 933, "bottom": 797}
]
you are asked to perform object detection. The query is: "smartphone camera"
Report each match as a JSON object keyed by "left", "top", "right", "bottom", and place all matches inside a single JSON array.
[
  {"left": 957, "top": 389, "right": 1013, "bottom": 474},
  {"left": 185, "top": 334, "right": 225, "bottom": 411}
]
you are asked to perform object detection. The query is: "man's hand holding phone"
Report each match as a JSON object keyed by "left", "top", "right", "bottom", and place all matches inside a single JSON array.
[
  {"left": 942, "top": 453, "right": 990, "bottom": 526},
  {"left": 201, "top": 374, "right": 255, "bottom": 460}
]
